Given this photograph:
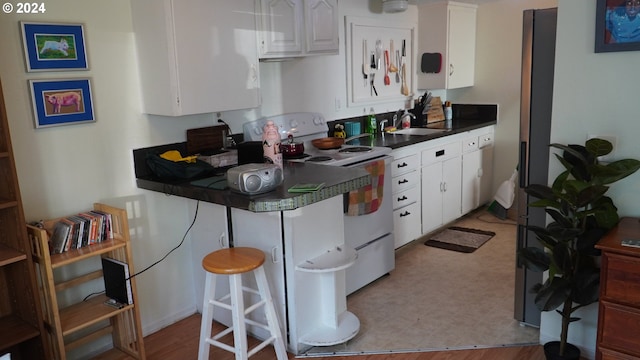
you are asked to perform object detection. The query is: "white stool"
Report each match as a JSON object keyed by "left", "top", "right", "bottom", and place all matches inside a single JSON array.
[{"left": 198, "top": 247, "right": 288, "bottom": 360}]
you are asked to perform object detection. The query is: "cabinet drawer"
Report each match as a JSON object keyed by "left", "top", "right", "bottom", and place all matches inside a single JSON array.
[
  {"left": 479, "top": 132, "right": 494, "bottom": 148},
  {"left": 462, "top": 136, "right": 479, "bottom": 153},
  {"left": 422, "top": 141, "right": 461, "bottom": 166},
  {"left": 393, "top": 202, "right": 421, "bottom": 248},
  {"left": 599, "top": 301, "right": 640, "bottom": 356},
  {"left": 598, "top": 347, "right": 639, "bottom": 360},
  {"left": 392, "top": 171, "right": 419, "bottom": 194},
  {"left": 602, "top": 253, "right": 640, "bottom": 306},
  {"left": 393, "top": 186, "right": 419, "bottom": 210},
  {"left": 392, "top": 153, "right": 419, "bottom": 176}
]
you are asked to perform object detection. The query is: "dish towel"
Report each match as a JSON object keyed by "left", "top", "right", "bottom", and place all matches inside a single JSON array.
[{"left": 346, "top": 159, "right": 385, "bottom": 216}]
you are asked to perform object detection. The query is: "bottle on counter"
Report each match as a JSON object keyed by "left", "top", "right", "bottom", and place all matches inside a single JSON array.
[
  {"left": 367, "top": 108, "right": 377, "bottom": 134},
  {"left": 262, "top": 120, "right": 283, "bottom": 170},
  {"left": 444, "top": 101, "right": 452, "bottom": 121}
]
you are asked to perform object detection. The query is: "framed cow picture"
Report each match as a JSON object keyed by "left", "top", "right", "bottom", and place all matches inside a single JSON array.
[
  {"left": 29, "top": 78, "right": 95, "bottom": 128},
  {"left": 21, "top": 21, "right": 89, "bottom": 71}
]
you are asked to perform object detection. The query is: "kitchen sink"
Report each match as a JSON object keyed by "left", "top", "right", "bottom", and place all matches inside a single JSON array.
[{"left": 390, "top": 128, "right": 450, "bottom": 136}]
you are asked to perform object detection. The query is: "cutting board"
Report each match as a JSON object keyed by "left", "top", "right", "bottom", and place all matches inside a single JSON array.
[
  {"left": 186, "top": 125, "right": 226, "bottom": 155},
  {"left": 426, "top": 96, "right": 445, "bottom": 123}
]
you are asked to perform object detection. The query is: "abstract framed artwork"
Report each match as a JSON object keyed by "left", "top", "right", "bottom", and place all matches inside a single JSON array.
[
  {"left": 29, "top": 78, "right": 95, "bottom": 128},
  {"left": 595, "top": 0, "right": 640, "bottom": 53},
  {"left": 21, "top": 21, "right": 89, "bottom": 71}
]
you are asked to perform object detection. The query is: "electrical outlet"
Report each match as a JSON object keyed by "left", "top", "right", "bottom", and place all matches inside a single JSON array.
[{"left": 587, "top": 134, "right": 617, "bottom": 162}]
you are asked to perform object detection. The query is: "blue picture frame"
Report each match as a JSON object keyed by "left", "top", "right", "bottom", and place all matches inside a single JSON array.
[
  {"left": 21, "top": 21, "right": 89, "bottom": 71},
  {"left": 595, "top": 0, "right": 640, "bottom": 53},
  {"left": 29, "top": 78, "right": 95, "bottom": 128}
]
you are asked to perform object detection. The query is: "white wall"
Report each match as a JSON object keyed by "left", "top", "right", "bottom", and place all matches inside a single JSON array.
[{"left": 540, "top": 1, "right": 640, "bottom": 358}]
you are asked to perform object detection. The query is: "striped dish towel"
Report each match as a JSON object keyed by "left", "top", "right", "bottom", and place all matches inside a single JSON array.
[{"left": 346, "top": 159, "right": 385, "bottom": 216}]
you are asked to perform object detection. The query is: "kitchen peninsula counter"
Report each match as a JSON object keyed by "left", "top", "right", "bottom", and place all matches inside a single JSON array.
[{"left": 133, "top": 143, "right": 370, "bottom": 212}]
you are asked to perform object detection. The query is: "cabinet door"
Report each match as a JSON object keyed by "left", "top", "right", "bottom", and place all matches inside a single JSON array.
[
  {"left": 462, "top": 149, "right": 482, "bottom": 214},
  {"left": 132, "top": 0, "right": 260, "bottom": 116},
  {"left": 421, "top": 162, "right": 444, "bottom": 234},
  {"left": 259, "top": 0, "right": 304, "bottom": 56},
  {"left": 447, "top": 4, "right": 476, "bottom": 89},
  {"left": 478, "top": 145, "right": 494, "bottom": 206},
  {"left": 394, "top": 202, "right": 421, "bottom": 249},
  {"left": 304, "top": 0, "right": 339, "bottom": 53},
  {"left": 442, "top": 156, "right": 462, "bottom": 224}
]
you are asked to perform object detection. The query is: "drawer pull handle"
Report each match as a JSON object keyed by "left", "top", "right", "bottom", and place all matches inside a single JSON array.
[
  {"left": 436, "top": 149, "right": 445, "bottom": 157},
  {"left": 400, "top": 211, "right": 411, "bottom": 217},
  {"left": 397, "top": 195, "right": 408, "bottom": 201},
  {"left": 397, "top": 162, "right": 408, "bottom": 168},
  {"left": 398, "top": 179, "right": 409, "bottom": 184}
]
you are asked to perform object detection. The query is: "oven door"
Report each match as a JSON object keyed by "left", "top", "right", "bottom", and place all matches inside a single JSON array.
[
  {"left": 343, "top": 155, "right": 395, "bottom": 295},
  {"left": 343, "top": 155, "right": 394, "bottom": 250}
]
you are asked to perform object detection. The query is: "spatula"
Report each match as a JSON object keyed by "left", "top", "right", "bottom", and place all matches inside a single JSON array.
[{"left": 384, "top": 50, "right": 390, "bottom": 86}]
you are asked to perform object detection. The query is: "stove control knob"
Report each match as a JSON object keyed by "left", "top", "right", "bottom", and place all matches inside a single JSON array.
[
  {"left": 289, "top": 119, "right": 299, "bottom": 128},
  {"left": 313, "top": 115, "right": 325, "bottom": 126}
]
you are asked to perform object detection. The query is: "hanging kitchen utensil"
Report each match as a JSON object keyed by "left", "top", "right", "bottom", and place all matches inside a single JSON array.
[
  {"left": 375, "top": 39, "right": 382, "bottom": 69},
  {"left": 370, "top": 52, "right": 378, "bottom": 96},
  {"left": 395, "top": 50, "right": 401, "bottom": 83},
  {"left": 401, "top": 63, "right": 409, "bottom": 96},
  {"left": 389, "top": 40, "right": 398, "bottom": 73},
  {"left": 384, "top": 50, "right": 391, "bottom": 86},
  {"left": 362, "top": 39, "right": 368, "bottom": 87}
]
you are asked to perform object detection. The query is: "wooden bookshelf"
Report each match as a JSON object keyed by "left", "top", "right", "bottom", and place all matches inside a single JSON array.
[
  {"left": 28, "top": 203, "right": 145, "bottom": 359},
  {"left": 0, "top": 78, "right": 48, "bottom": 358}
]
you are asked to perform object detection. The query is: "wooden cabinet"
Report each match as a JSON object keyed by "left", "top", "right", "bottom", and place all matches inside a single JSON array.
[
  {"left": 461, "top": 128, "right": 494, "bottom": 214},
  {"left": 596, "top": 217, "right": 640, "bottom": 360},
  {"left": 421, "top": 140, "right": 462, "bottom": 234},
  {"left": 391, "top": 146, "right": 422, "bottom": 249},
  {"left": 257, "top": 0, "right": 338, "bottom": 59},
  {"left": 131, "top": 0, "right": 260, "bottom": 116},
  {"left": 27, "top": 204, "right": 145, "bottom": 359},
  {"left": 417, "top": 1, "right": 477, "bottom": 90},
  {"left": 0, "top": 80, "right": 47, "bottom": 358}
]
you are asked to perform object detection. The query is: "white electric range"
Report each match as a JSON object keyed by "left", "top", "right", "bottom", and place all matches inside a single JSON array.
[{"left": 243, "top": 113, "right": 395, "bottom": 295}]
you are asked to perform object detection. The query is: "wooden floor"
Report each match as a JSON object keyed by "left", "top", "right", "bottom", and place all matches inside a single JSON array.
[{"left": 97, "top": 313, "right": 547, "bottom": 360}]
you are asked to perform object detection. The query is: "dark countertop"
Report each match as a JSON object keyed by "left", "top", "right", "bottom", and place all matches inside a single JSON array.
[
  {"left": 134, "top": 145, "right": 370, "bottom": 212},
  {"left": 133, "top": 118, "right": 495, "bottom": 212},
  {"left": 352, "top": 119, "right": 496, "bottom": 149}
]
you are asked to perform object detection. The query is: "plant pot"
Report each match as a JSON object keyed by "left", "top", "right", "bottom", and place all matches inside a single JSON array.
[{"left": 543, "top": 341, "right": 580, "bottom": 360}]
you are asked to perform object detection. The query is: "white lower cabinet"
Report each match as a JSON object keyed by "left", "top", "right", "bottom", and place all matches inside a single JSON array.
[
  {"left": 391, "top": 148, "right": 422, "bottom": 249},
  {"left": 461, "top": 129, "right": 495, "bottom": 214},
  {"left": 421, "top": 140, "right": 462, "bottom": 234}
]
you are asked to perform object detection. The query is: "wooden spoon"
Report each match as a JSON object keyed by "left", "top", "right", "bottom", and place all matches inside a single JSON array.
[
  {"left": 389, "top": 40, "right": 398, "bottom": 73},
  {"left": 401, "top": 63, "right": 409, "bottom": 96},
  {"left": 384, "top": 50, "right": 391, "bottom": 86}
]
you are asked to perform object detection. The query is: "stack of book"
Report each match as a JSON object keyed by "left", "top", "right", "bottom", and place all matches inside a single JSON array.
[{"left": 48, "top": 210, "right": 113, "bottom": 254}]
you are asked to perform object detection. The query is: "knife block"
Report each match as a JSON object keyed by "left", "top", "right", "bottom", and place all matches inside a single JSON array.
[{"left": 425, "top": 96, "right": 445, "bottom": 123}]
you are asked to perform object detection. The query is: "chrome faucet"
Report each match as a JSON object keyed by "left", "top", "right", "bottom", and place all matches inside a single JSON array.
[{"left": 379, "top": 119, "right": 388, "bottom": 133}]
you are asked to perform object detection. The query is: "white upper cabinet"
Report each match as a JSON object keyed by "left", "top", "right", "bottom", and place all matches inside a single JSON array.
[
  {"left": 257, "top": 0, "right": 339, "bottom": 59},
  {"left": 131, "top": 0, "right": 260, "bottom": 116},
  {"left": 417, "top": 1, "right": 477, "bottom": 90}
]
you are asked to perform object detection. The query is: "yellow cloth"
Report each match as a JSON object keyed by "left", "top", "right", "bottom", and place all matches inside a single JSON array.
[{"left": 159, "top": 150, "right": 197, "bottom": 163}]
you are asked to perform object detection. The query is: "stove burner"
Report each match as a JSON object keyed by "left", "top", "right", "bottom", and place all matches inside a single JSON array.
[
  {"left": 307, "top": 156, "right": 333, "bottom": 162},
  {"left": 284, "top": 153, "right": 311, "bottom": 160},
  {"left": 338, "top": 146, "right": 372, "bottom": 153}
]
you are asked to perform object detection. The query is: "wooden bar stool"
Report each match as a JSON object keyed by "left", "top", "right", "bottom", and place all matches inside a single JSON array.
[{"left": 198, "top": 247, "right": 288, "bottom": 360}]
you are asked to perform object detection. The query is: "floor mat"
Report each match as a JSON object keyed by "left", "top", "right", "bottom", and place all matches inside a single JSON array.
[{"left": 424, "top": 226, "right": 496, "bottom": 253}]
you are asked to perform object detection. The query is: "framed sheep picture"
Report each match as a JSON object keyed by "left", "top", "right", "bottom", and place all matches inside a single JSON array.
[
  {"left": 29, "top": 78, "right": 95, "bottom": 128},
  {"left": 21, "top": 21, "right": 88, "bottom": 71}
]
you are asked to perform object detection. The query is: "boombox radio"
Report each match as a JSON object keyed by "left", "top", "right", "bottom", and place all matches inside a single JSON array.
[{"left": 226, "top": 163, "right": 283, "bottom": 195}]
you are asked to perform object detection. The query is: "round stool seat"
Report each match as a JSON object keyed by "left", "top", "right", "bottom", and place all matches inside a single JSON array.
[{"left": 202, "top": 247, "right": 265, "bottom": 275}]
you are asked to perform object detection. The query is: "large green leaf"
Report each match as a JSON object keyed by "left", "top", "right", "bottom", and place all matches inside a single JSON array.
[
  {"left": 518, "top": 247, "right": 550, "bottom": 272},
  {"left": 596, "top": 159, "right": 640, "bottom": 184},
  {"left": 585, "top": 138, "right": 613, "bottom": 157},
  {"left": 534, "top": 277, "right": 570, "bottom": 311},
  {"left": 572, "top": 268, "right": 600, "bottom": 305}
]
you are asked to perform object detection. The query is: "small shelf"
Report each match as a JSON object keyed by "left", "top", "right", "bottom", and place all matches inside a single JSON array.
[
  {"left": 0, "top": 198, "right": 17, "bottom": 210},
  {"left": 0, "top": 243, "right": 27, "bottom": 266},
  {"left": 298, "top": 311, "right": 360, "bottom": 346},
  {"left": 296, "top": 246, "right": 357, "bottom": 273},
  {"left": 0, "top": 315, "right": 41, "bottom": 351},
  {"left": 59, "top": 294, "right": 133, "bottom": 336},
  {"left": 49, "top": 238, "right": 127, "bottom": 269}
]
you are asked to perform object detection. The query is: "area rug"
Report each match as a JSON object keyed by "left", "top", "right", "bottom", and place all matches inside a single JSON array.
[{"left": 424, "top": 226, "right": 496, "bottom": 253}]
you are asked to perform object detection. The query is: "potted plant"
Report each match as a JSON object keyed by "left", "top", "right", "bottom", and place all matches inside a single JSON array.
[{"left": 519, "top": 138, "right": 640, "bottom": 360}]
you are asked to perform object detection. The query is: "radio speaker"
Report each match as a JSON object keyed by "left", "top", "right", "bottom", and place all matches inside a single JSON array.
[{"left": 226, "top": 163, "right": 283, "bottom": 195}]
